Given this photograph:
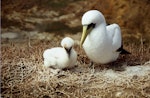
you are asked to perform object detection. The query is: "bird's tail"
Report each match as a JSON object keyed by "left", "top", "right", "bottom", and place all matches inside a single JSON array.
[
  {"left": 120, "top": 49, "right": 131, "bottom": 54},
  {"left": 117, "top": 45, "right": 131, "bottom": 54}
]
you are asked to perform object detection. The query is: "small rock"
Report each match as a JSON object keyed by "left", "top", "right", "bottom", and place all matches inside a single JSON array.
[
  {"left": 115, "top": 91, "right": 123, "bottom": 97},
  {"left": 1, "top": 32, "right": 19, "bottom": 39}
]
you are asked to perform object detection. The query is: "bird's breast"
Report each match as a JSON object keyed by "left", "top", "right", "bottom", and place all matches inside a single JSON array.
[{"left": 83, "top": 36, "right": 118, "bottom": 64}]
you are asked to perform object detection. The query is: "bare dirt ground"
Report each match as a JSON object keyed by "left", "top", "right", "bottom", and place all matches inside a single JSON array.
[{"left": 1, "top": 0, "right": 150, "bottom": 97}]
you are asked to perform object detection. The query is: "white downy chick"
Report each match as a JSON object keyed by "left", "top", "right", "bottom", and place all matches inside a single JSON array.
[{"left": 43, "top": 37, "right": 77, "bottom": 70}]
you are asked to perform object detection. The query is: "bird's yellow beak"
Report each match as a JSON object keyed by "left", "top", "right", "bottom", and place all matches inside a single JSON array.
[
  {"left": 80, "top": 25, "right": 92, "bottom": 47},
  {"left": 80, "top": 26, "right": 88, "bottom": 47}
]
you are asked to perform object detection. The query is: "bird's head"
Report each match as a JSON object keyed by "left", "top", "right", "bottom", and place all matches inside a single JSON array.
[
  {"left": 80, "top": 10, "right": 106, "bottom": 47},
  {"left": 61, "top": 37, "right": 74, "bottom": 56}
]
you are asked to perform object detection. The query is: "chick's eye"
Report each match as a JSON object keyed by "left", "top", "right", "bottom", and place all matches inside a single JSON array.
[{"left": 87, "top": 23, "right": 96, "bottom": 30}]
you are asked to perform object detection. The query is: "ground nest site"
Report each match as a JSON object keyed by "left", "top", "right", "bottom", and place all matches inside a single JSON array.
[
  {"left": 1, "top": 0, "right": 150, "bottom": 98},
  {"left": 1, "top": 36, "right": 150, "bottom": 98}
]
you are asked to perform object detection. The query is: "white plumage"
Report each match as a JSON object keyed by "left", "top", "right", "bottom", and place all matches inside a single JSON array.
[
  {"left": 43, "top": 37, "right": 77, "bottom": 69},
  {"left": 80, "top": 10, "right": 129, "bottom": 64}
]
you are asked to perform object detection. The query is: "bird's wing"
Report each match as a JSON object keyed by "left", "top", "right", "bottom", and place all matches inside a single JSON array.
[
  {"left": 43, "top": 48, "right": 58, "bottom": 67},
  {"left": 106, "top": 23, "right": 122, "bottom": 52}
]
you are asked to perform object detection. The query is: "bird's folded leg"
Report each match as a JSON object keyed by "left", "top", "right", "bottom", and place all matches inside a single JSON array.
[
  {"left": 89, "top": 61, "right": 94, "bottom": 68},
  {"left": 89, "top": 61, "right": 95, "bottom": 73}
]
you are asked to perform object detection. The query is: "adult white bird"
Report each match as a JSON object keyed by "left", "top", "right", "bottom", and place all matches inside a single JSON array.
[
  {"left": 80, "top": 10, "right": 130, "bottom": 64},
  {"left": 43, "top": 37, "right": 77, "bottom": 69}
]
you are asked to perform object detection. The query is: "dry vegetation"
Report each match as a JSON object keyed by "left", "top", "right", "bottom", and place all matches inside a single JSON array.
[
  {"left": 1, "top": 0, "right": 150, "bottom": 97},
  {"left": 1, "top": 38, "right": 150, "bottom": 98}
]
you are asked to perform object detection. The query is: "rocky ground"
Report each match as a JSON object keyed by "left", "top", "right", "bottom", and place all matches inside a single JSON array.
[
  {"left": 1, "top": 0, "right": 150, "bottom": 97},
  {"left": 1, "top": 0, "right": 150, "bottom": 42}
]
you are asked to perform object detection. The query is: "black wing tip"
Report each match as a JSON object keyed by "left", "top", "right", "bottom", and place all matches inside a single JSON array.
[
  {"left": 120, "top": 49, "right": 131, "bottom": 54},
  {"left": 117, "top": 45, "right": 131, "bottom": 54}
]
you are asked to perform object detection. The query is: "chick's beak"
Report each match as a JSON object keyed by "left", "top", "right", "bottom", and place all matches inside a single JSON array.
[{"left": 65, "top": 47, "right": 72, "bottom": 57}]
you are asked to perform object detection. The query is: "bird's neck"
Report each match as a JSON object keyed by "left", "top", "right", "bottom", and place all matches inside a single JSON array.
[
  {"left": 87, "top": 22, "right": 110, "bottom": 49},
  {"left": 93, "top": 23, "right": 107, "bottom": 39}
]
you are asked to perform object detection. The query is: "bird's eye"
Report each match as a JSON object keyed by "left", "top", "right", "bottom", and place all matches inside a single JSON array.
[{"left": 87, "top": 23, "right": 96, "bottom": 30}]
